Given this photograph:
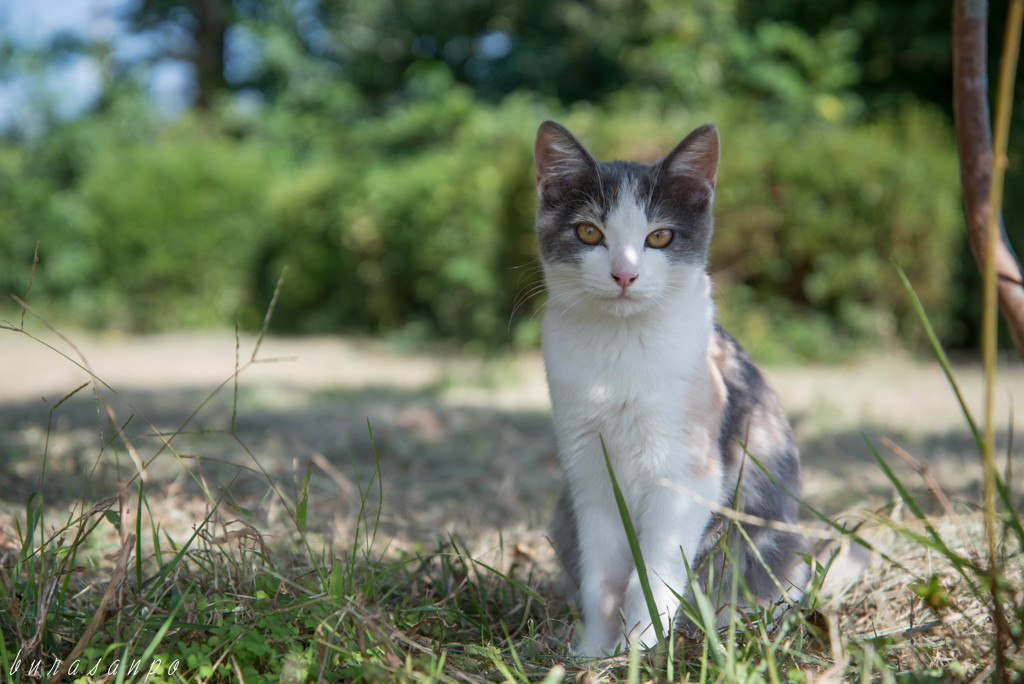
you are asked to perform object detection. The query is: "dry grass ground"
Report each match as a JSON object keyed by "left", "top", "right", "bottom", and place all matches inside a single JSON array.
[{"left": 0, "top": 327, "right": 1021, "bottom": 680}]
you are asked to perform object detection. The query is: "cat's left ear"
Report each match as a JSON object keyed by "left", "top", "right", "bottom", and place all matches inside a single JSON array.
[
  {"left": 534, "top": 120, "right": 597, "bottom": 205},
  {"left": 660, "top": 124, "right": 720, "bottom": 202}
]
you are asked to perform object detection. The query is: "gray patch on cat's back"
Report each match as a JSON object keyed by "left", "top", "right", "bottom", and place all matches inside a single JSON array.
[
  {"left": 711, "top": 325, "right": 801, "bottom": 507},
  {"left": 690, "top": 325, "right": 807, "bottom": 603}
]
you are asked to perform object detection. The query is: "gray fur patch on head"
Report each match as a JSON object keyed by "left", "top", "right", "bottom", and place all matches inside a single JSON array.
[{"left": 533, "top": 121, "right": 720, "bottom": 266}]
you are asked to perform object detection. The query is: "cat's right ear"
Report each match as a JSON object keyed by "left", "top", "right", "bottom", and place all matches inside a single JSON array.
[{"left": 534, "top": 120, "right": 595, "bottom": 205}]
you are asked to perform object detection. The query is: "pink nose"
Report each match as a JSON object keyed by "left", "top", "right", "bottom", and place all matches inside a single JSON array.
[{"left": 612, "top": 271, "right": 638, "bottom": 289}]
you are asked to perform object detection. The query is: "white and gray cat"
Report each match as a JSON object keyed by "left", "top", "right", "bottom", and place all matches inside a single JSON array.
[{"left": 534, "top": 120, "right": 810, "bottom": 656}]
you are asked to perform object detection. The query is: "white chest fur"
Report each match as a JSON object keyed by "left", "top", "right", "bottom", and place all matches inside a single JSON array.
[
  {"left": 542, "top": 272, "right": 726, "bottom": 654},
  {"left": 542, "top": 273, "right": 719, "bottom": 490}
]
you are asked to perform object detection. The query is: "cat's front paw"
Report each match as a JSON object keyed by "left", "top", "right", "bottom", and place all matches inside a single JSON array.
[
  {"left": 570, "top": 625, "right": 628, "bottom": 659},
  {"left": 621, "top": 575, "right": 677, "bottom": 651},
  {"left": 626, "top": 622, "right": 664, "bottom": 652},
  {"left": 571, "top": 631, "right": 659, "bottom": 658}
]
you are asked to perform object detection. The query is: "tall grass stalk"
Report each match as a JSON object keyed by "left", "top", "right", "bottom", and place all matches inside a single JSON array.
[{"left": 984, "top": 2, "right": 1022, "bottom": 679}]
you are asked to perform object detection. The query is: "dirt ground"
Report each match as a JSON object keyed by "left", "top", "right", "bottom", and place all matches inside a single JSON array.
[{"left": 1, "top": 326, "right": 1022, "bottom": 562}]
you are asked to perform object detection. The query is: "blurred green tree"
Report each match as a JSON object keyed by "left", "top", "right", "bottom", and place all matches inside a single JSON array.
[
  {"left": 125, "top": 0, "right": 230, "bottom": 109},
  {"left": 0, "top": 0, "right": 1005, "bottom": 357}
]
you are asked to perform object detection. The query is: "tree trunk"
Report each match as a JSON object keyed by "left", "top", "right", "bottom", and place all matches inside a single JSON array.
[
  {"left": 192, "top": 0, "right": 227, "bottom": 110},
  {"left": 952, "top": 0, "right": 1024, "bottom": 356}
]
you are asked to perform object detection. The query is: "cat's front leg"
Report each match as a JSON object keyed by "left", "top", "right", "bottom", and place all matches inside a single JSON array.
[
  {"left": 621, "top": 569, "right": 682, "bottom": 650},
  {"left": 572, "top": 499, "right": 634, "bottom": 656},
  {"left": 620, "top": 474, "right": 718, "bottom": 649}
]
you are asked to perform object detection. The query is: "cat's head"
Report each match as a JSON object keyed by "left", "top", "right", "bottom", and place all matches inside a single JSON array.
[{"left": 533, "top": 120, "right": 719, "bottom": 318}]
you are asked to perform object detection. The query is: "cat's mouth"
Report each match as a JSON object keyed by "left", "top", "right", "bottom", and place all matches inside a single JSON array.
[
  {"left": 607, "top": 287, "right": 645, "bottom": 302},
  {"left": 601, "top": 289, "right": 632, "bottom": 302},
  {"left": 601, "top": 289, "right": 652, "bottom": 315}
]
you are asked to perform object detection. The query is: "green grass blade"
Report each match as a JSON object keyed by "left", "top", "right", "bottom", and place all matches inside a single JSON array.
[
  {"left": 601, "top": 436, "right": 666, "bottom": 650},
  {"left": 1006, "top": 407, "right": 1015, "bottom": 504},
  {"left": 997, "top": 411, "right": 1023, "bottom": 546},
  {"left": 863, "top": 437, "right": 980, "bottom": 578},
  {"left": 250, "top": 265, "right": 287, "bottom": 363},
  {"left": 0, "top": 636, "right": 15, "bottom": 684},
  {"left": 995, "top": 468, "right": 1024, "bottom": 548},
  {"left": 20, "top": 491, "right": 42, "bottom": 565},
  {"left": 328, "top": 558, "right": 348, "bottom": 600},
  {"left": 135, "top": 482, "right": 144, "bottom": 588},
  {"left": 468, "top": 643, "right": 518, "bottom": 682},
  {"left": 866, "top": 438, "right": 931, "bottom": 527},
  {"left": 296, "top": 463, "right": 311, "bottom": 534},
  {"left": 690, "top": 588, "right": 725, "bottom": 667},
  {"left": 348, "top": 421, "right": 385, "bottom": 571},
  {"left": 145, "top": 501, "right": 163, "bottom": 568},
  {"left": 627, "top": 634, "right": 642, "bottom": 683},
  {"left": 133, "top": 598, "right": 183, "bottom": 676},
  {"left": 501, "top": 624, "right": 528, "bottom": 682},
  {"left": 742, "top": 446, "right": 909, "bottom": 574},
  {"left": 137, "top": 491, "right": 226, "bottom": 610},
  {"left": 232, "top": 321, "right": 242, "bottom": 432},
  {"left": 894, "top": 262, "right": 982, "bottom": 451},
  {"left": 367, "top": 420, "right": 384, "bottom": 555}
]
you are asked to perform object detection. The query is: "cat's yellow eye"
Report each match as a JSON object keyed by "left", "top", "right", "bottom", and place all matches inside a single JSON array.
[
  {"left": 576, "top": 222, "right": 605, "bottom": 246},
  {"left": 646, "top": 229, "right": 674, "bottom": 249}
]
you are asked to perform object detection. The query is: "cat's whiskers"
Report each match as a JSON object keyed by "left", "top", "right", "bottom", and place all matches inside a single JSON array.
[
  {"left": 546, "top": 283, "right": 588, "bottom": 306},
  {"left": 652, "top": 280, "right": 689, "bottom": 313},
  {"left": 506, "top": 259, "right": 554, "bottom": 336},
  {"left": 509, "top": 259, "right": 545, "bottom": 278},
  {"left": 522, "top": 269, "right": 585, "bottom": 322},
  {"left": 545, "top": 283, "right": 592, "bottom": 319},
  {"left": 509, "top": 260, "right": 546, "bottom": 309},
  {"left": 556, "top": 296, "right": 591, "bottom": 319},
  {"left": 509, "top": 284, "right": 547, "bottom": 330}
]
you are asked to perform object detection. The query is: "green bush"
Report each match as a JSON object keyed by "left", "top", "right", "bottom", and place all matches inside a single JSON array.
[
  {"left": 2, "top": 81, "right": 963, "bottom": 359},
  {"left": 253, "top": 80, "right": 542, "bottom": 345},
  {"left": 1, "top": 100, "right": 280, "bottom": 332},
  {"left": 0, "top": 146, "right": 54, "bottom": 305},
  {"left": 711, "top": 105, "right": 962, "bottom": 360},
  {"left": 77, "top": 118, "right": 277, "bottom": 330}
]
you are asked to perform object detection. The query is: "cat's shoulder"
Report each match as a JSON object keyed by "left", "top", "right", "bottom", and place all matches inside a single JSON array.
[
  {"left": 709, "top": 326, "right": 797, "bottom": 480},
  {"left": 709, "top": 324, "right": 775, "bottom": 402}
]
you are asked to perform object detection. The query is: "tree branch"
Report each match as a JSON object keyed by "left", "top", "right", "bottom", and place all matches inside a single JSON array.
[{"left": 953, "top": 0, "right": 1024, "bottom": 356}]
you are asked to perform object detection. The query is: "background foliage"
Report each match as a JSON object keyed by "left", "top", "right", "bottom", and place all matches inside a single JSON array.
[{"left": 1, "top": 0, "right": 1020, "bottom": 358}]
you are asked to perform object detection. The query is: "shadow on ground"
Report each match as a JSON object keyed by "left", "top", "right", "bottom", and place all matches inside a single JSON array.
[{"left": 0, "top": 379, "right": 1009, "bottom": 554}]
